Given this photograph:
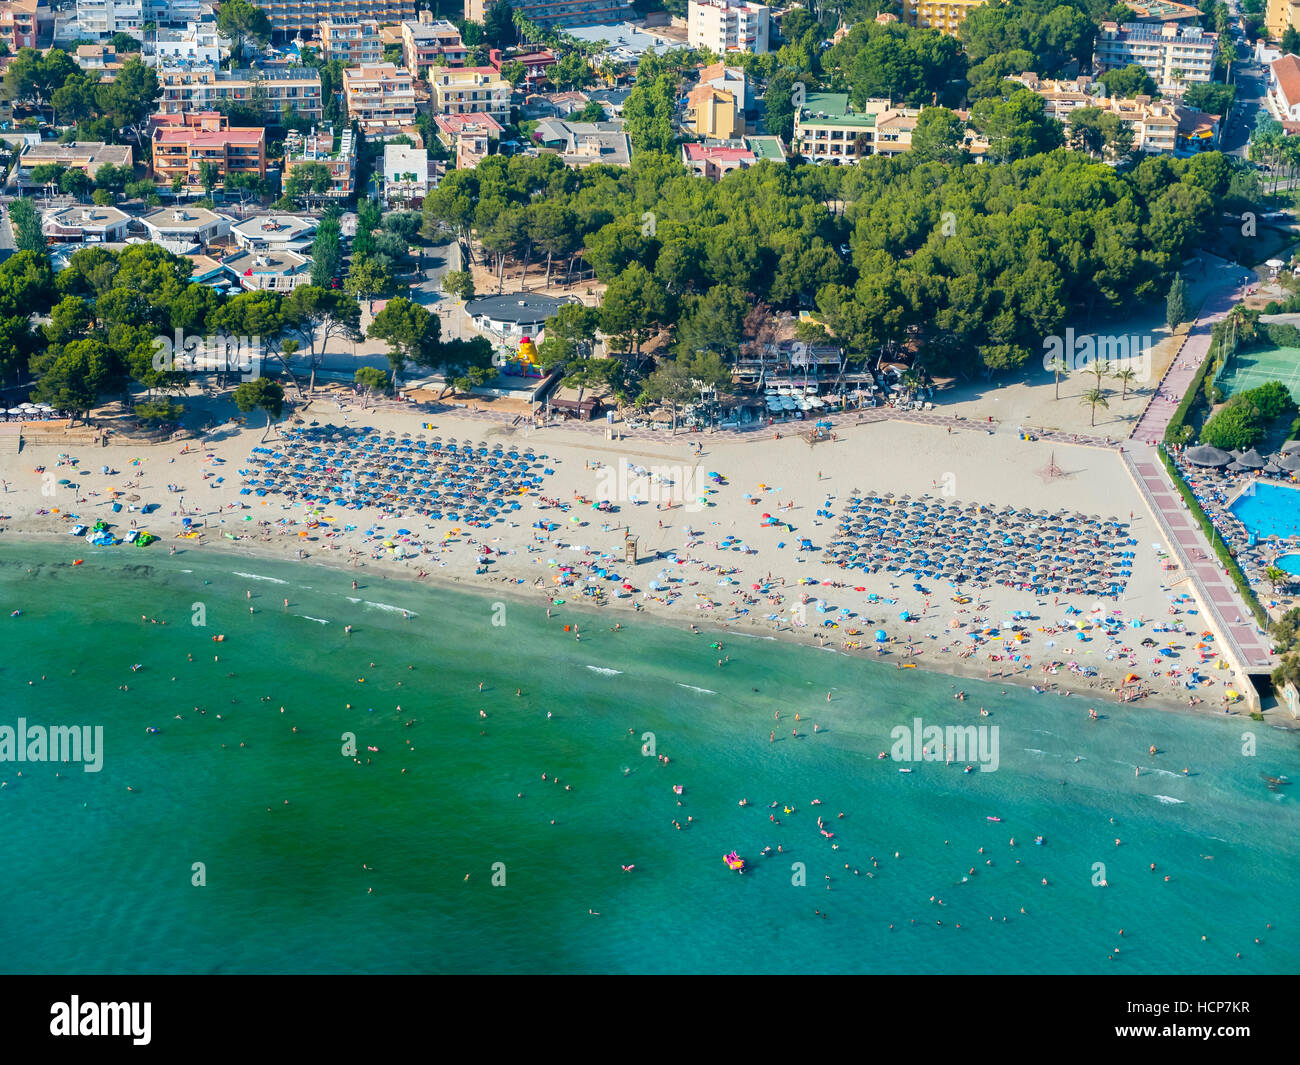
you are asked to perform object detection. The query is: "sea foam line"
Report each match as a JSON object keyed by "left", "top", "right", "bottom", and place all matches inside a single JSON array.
[
  {"left": 676, "top": 684, "right": 717, "bottom": 695},
  {"left": 586, "top": 666, "right": 623, "bottom": 676},
  {"left": 233, "top": 571, "right": 288, "bottom": 585},
  {"left": 345, "top": 597, "right": 417, "bottom": 616},
  {"left": 1153, "top": 795, "right": 1186, "bottom": 805},
  {"left": 297, "top": 615, "right": 329, "bottom": 625}
]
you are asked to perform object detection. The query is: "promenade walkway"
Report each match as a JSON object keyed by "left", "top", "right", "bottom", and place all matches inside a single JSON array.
[
  {"left": 345, "top": 393, "right": 1129, "bottom": 452},
  {"left": 1130, "top": 276, "right": 1246, "bottom": 445},
  {"left": 1126, "top": 445, "right": 1275, "bottom": 671},
  {"left": 1118, "top": 265, "right": 1274, "bottom": 687}
]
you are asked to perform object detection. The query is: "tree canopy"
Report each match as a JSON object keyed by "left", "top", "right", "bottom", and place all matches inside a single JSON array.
[{"left": 421, "top": 145, "right": 1235, "bottom": 380}]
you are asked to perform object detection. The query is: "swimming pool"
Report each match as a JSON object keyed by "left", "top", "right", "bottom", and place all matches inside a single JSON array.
[
  {"left": 1274, "top": 553, "right": 1300, "bottom": 576},
  {"left": 1229, "top": 482, "right": 1300, "bottom": 540}
]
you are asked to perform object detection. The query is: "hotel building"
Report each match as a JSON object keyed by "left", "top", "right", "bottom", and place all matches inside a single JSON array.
[
  {"left": 687, "top": 0, "right": 769, "bottom": 55},
  {"left": 151, "top": 111, "right": 267, "bottom": 188},
  {"left": 1093, "top": 21, "right": 1218, "bottom": 89}
]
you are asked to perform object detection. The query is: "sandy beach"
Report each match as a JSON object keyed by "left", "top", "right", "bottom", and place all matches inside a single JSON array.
[{"left": 0, "top": 393, "right": 1282, "bottom": 725}]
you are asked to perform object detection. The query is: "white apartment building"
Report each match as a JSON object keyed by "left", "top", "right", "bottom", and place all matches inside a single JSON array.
[
  {"left": 319, "top": 17, "right": 382, "bottom": 65},
  {"left": 401, "top": 13, "right": 466, "bottom": 78},
  {"left": 342, "top": 63, "right": 418, "bottom": 139},
  {"left": 75, "top": 0, "right": 143, "bottom": 37},
  {"left": 156, "top": 65, "right": 324, "bottom": 122},
  {"left": 1094, "top": 21, "right": 1218, "bottom": 89},
  {"left": 64, "top": 0, "right": 204, "bottom": 40},
  {"left": 154, "top": 22, "right": 228, "bottom": 64},
  {"left": 383, "top": 142, "right": 433, "bottom": 204},
  {"left": 1270, "top": 53, "right": 1300, "bottom": 121},
  {"left": 688, "top": 0, "right": 769, "bottom": 55}
]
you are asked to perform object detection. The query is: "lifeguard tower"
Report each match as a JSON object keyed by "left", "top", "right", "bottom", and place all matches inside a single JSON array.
[{"left": 625, "top": 535, "right": 638, "bottom": 565}]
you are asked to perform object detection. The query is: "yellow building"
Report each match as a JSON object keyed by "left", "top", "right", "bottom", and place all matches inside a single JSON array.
[
  {"left": 901, "top": 0, "right": 986, "bottom": 35},
  {"left": 686, "top": 84, "right": 742, "bottom": 139},
  {"left": 1268, "top": 0, "right": 1300, "bottom": 38}
]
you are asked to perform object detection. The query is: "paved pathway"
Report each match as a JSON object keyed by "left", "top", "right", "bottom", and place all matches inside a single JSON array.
[
  {"left": 344, "top": 396, "right": 1130, "bottom": 451},
  {"left": 1126, "top": 445, "right": 1275, "bottom": 670},
  {"left": 1130, "top": 276, "right": 1248, "bottom": 446},
  {"left": 1114, "top": 266, "right": 1278, "bottom": 680}
]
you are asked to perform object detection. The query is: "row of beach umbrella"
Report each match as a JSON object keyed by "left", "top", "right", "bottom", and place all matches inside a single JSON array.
[{"left": 237, "top": 424, "right": 555, "bottom": 525}]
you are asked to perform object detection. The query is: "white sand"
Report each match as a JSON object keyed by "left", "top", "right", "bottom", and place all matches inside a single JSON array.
[{"left": 1, "top": 392, "right": 1276, "bottom": 726}]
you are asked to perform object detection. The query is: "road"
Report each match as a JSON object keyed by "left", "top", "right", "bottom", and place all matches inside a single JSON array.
[
  {"left": 1220, "top": 38, "right": 1265, "bottom": 158},
  {"left": 0, "top": 201, "right": 14, "bottom": 257}
]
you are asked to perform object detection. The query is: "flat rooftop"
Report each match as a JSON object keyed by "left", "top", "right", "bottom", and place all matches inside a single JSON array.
[{"left": 565, "top": 22, "right": 677, "bottom": 57}]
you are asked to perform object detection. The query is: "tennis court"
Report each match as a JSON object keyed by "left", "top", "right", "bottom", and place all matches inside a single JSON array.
[{"left": 1218, "top": 345, "right": 1300, "bottom": 402}]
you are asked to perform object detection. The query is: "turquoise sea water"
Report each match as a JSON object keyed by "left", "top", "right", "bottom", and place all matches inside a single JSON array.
[{"left": 0, "top": 543, "right": 1297, "bottom": 974}]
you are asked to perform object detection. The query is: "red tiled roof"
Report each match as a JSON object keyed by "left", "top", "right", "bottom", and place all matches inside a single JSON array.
[
  {"left": 1273, "top": 53, "right": 1300, "bottom": 110},
  {"left": 435, "top": 111, "right": 503, "bottom": 133},
  {"left": 150, "top": 110, "right": 224, "bottom": 130},
  {"left": 156, "top": 128, "right": 265, "bottom": 146},
  {"left": 688, "top": 84, "right": 736, "bottom": 108},
  {"left": 683, "top": 143, "right": 754, "bottom": 163}
]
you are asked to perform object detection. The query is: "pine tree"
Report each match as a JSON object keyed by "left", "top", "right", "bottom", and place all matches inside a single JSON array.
[{"left": 1166, "top": 276, "right": 1188, "bottom": 330}]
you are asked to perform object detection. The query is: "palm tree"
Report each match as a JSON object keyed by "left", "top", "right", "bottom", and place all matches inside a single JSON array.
[
  {"left": 1081, "top": 388, "right": 1109, "bottom": 427},
  {"left": 1266, "top": 565, "right": 1288, "bottom": 594},
  {"left": 1085, "top": 357, "right": 1110, "bottom": 391},
  {"left": 900, "top": 366, "right": 925, "bottom": 400},
  {"left": 1249, "top": 131, "right": 1278, "bottom": 190},
  {"left": 1283, "top": 136, "right": 1300, "bottom": 193},
  {"left": 1048, "top": 355, "right": 1068, "bottom": 399},
  {"left": 1113, "top": 367, "right": 1136, "bottom": 398}
]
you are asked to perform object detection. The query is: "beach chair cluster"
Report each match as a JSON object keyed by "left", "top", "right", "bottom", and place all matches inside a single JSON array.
[
  {"left": 827, "top": 491, "right": 1136, "bottom": 597},
  {"left": 236, "top": 425, "right": 554, "bottom": 526}
]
